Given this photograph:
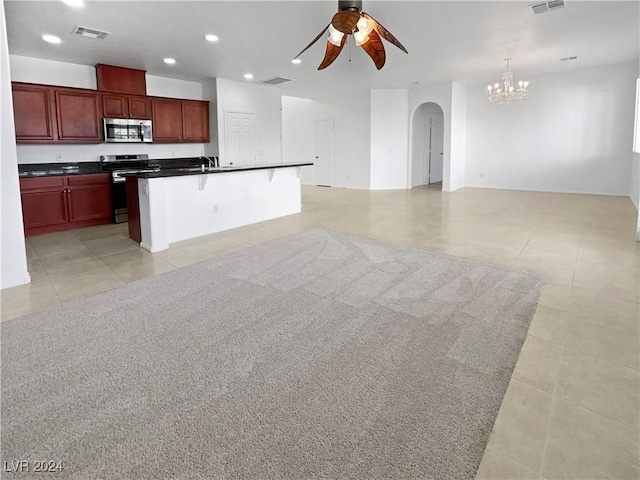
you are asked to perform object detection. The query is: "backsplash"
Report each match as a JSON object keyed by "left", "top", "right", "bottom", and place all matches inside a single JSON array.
[{"left": 16, "top": 142, "right": 213, "bottom": 164}]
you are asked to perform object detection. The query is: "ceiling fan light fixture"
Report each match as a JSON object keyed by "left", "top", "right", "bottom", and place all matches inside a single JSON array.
[
  {"left": 356, "top": 16, "right": 374, "bottom": 35},
  {"left": 293, "top": 0, "right": 407, "bottom": 71},
  {"left": 328, "top": 24, "right": 344, "bottom": 47},
  {"left": 354, "top": 31, "right": 369, "bottom": 46}
]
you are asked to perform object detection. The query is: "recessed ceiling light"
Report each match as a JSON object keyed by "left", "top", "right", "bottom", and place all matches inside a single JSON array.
[
  {"left": 291, "top": 58, "right": 302, "bottom": 65},
  {"left": 244, "top": 73, "right": 254, "bottom": 80},
  {"left": 163, "top": 58, "right": 176, "bottom": 65},
  {"left": 205, "top": 34, "right": 219, "bottom": 42},
  {"left": 42, "top": 34, "right": 62, "bottom": 44},
  {"left": 61, "top": 0, "right": 84, "bottom": 7}
]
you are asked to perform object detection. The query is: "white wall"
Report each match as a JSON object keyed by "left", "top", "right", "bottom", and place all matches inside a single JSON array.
[
  {"left": 465, "top": 62, "right": 639, "bottom": 196},
  {"left": 1, "top": 4, "right": 29, "bottom": 289},
  {"left": 202, "top": 79, "right": 219, "bottom": 157},
  {"left": 370, "top": 89, "right": 409, "bottom": 190},
  {"left": 10, "top": 55, "right": 203, "bottom": 99},
  {"left": 632, "top": 77, "right": 640, "bottom": 211},
  {"left": 450, "top": 82, "right": 468, "bottom": 191},
  {"left": 215, "top": 78, "right": 282, "bottom": 167},
  {"left": 9, "top": 55, "right": 208, "bottom": 164},
  {"left": 282, "top": 95, "right": 332, "bottom": 185},
  {"left": 146, "top": 75, "right": 202, "bottom": 100},
  {"left": 10, "top": 55, "right": 97, "bottom": 89},
  {"left": 631, "top": 153, "right": 639, "bottom": 210},
  {"left": 282, "top": 89, "right": 371, "bottom": 189}
]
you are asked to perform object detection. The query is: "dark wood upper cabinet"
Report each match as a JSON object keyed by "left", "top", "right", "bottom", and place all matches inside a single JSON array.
[
  {"left": 96, "top": 64, "right": 146, "bottom": 95},
  {"left": 128, "top": 96, "right": 151, "bottom": 119},
  {"left": 101, "top": 93, "right": 151, "bottom": 119},
  {"left": 152, "top": 98, "right": 183, "bottom": 142},
  {"left": 12, "top": 79, "right": 209, "bottom": 145},
  {"left": 55, "top": 89, "right": 102, "bottom": 143},
  {"left": 101, "top": 94, "right": 128, "bottom": 118},
  {"left": 12, "top": 83, "right": 56, "bottom": 143},
  {"left": 182, "top": 101, "right": 210, "bottom": 142}
]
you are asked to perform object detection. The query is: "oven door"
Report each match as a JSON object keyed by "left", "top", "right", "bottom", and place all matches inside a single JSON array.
[{"left": 104, "top": 119, "right": 153, "bottom": 143}]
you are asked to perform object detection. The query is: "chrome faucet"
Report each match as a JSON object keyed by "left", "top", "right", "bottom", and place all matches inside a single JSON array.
[{"left": 200, "top": 156, "right": 219, "bottom": 169}]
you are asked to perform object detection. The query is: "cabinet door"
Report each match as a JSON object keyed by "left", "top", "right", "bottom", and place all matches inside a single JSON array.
[
  {"left": 128, "top": 96, "right": 151, "bottom": 119},
  {"left": 102, "top": 94, "right": 128, "bottom": 118},
  {"left": 55, "top": 89, "right": 102, "bottom": 142},
  {"left": 67, "top": 185, "right": 112, "bottom": 222},
  {"left": 21, "top": 189, "right": 68, "bottom": 229},
  {"left": 182, "top": 101, "right": 210, "bottom": 142},
  {"left": 152, "top": 99, "right": 183, "bottom": 142},
  {"left": 12, "top": 83, "right": 56, "bottom": 142}
]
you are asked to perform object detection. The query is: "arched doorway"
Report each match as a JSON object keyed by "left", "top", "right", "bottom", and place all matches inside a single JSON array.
[{"left": 410, "top": 102, "right": 444, "bottom": 190}]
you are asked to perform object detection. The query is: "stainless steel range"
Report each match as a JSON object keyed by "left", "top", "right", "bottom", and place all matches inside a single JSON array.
[{"left": 100, "top": 154, "right": 160, "bottom": 223}]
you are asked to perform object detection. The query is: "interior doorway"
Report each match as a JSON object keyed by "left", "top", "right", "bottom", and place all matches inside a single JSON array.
[
  {"left": 410, "top": 103, "right": 444, "bottom": 189},
  {"left": 314, "top": 119, "right": 333, "bottom": 186}
]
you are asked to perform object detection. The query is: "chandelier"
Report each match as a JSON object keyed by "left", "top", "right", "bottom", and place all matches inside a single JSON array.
[{"left": 487, "top": 58, "right": 530, "bottom": 106}]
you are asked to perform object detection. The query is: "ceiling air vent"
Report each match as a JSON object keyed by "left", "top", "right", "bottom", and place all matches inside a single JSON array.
[
  {"left": 260, "top": 77, "right": 292, "bottom": 86},
  {"left": 529, "top": 0, "right": 564, "bottom": 14},
  {"left": 72, "top": 25, "right": 110, "bottom": 39}
]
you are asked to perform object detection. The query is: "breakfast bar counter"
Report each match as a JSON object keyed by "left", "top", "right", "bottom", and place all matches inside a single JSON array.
[{"left": 124, "top": 163, "right": 312, "bottom": 252}]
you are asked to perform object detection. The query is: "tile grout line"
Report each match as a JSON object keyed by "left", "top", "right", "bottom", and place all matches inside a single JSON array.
[
  {"left": 537, "top": 323, "right": 564, "bottom": 479},
  {"left": 31, "top": 242, "right": 63, "bottom": 305},
  {"left": 482, "top": 446, "right": 540, "bottom": 478}
]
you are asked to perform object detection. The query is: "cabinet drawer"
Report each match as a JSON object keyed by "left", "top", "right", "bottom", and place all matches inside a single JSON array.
[
  {"left": 67, "top": 173, "right": 110, "bottom": 186},
  {"left": 19, "top": 176, "right": 65, "bottom": 190}
]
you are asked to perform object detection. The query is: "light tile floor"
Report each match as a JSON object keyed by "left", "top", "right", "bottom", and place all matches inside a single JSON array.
[{"left": 2, "top": 185, "right": 639, "bottom": 479}]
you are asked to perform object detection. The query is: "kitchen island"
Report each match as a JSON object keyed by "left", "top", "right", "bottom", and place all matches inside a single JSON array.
[{"left": 125, "top": 163, "right": 312, "bottom": 252}]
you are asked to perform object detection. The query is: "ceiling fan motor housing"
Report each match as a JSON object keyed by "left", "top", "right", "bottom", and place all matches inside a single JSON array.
[{"left": 338, "top": 0, "right": 362, "bottom": 12}]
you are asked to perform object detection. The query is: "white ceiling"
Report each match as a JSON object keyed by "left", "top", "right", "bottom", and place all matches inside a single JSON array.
[{"left": 5, "top": 1, "right": 639, "bottom": 96}]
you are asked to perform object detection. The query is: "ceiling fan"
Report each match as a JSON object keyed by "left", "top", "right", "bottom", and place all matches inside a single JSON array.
[{"left": 293, "top": 0, "right": 408, "bottom": 70}]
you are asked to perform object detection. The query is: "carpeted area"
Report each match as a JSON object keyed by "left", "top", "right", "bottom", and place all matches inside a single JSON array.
[{"left": 1, "top": 229, "right": 544, "bottom": 479}]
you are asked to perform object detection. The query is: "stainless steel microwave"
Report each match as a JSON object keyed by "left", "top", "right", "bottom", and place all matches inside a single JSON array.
[{"left": 104, "top": 118, "right": 153, "bottom": 143}]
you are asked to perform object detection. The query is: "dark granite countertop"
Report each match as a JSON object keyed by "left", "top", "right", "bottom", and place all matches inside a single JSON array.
[
  {"left": 18, "top": 162, "right": 103, "bottom": 178},
  {"left": 123, "top": 163, "right": 313, "bottom": 179}
]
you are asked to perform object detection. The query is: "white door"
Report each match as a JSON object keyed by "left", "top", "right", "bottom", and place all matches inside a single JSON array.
[
  {"left": 225, "top": 111, "right": 256, "bottom": 166},
  {"left": 428, "top": 114, "right": 444, "bottom": 183},
  {"left": 315, "top": 120, "right": 333, "bottom": 186}
]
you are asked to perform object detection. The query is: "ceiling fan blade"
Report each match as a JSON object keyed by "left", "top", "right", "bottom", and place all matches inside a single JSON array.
[
  {"left": 362, "top": 12, "right": 408, "bottom": 54},
  {"left": 361, "top": 29, "right": 386, "bottom": 70},
  {"left": 293, "top": 23, "right": 330, "bottom": 60},
  {"left": 332, "top": 10, "right": 361, "bottom": 34},
  {"left": 318, "top": 35, "right": 347, "bottom": 70}
]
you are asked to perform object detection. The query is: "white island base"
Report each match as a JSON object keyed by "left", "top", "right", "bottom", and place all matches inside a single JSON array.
[{"left": 134, "top": 166, "right": 304, "bottom": 252}]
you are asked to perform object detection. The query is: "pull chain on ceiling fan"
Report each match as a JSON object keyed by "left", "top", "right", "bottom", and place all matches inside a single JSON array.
[{"left": 293, "top": 0, "right": 408, "bottom": 70}]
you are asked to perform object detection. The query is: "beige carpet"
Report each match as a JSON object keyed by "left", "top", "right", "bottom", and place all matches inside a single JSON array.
[{"left": 1, "top": 229, "right": 544, "bottom": 479}]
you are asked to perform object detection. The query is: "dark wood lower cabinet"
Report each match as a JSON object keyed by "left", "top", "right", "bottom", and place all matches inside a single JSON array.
[
  {"left": 21, "top": 189, "right": 68, "bottom": 229},
  {"left": 20, "top": 174, "right": 112, "bottom": 237},
  {"left": 125, "top": 176, "right": 141, "bottom": 243}
]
